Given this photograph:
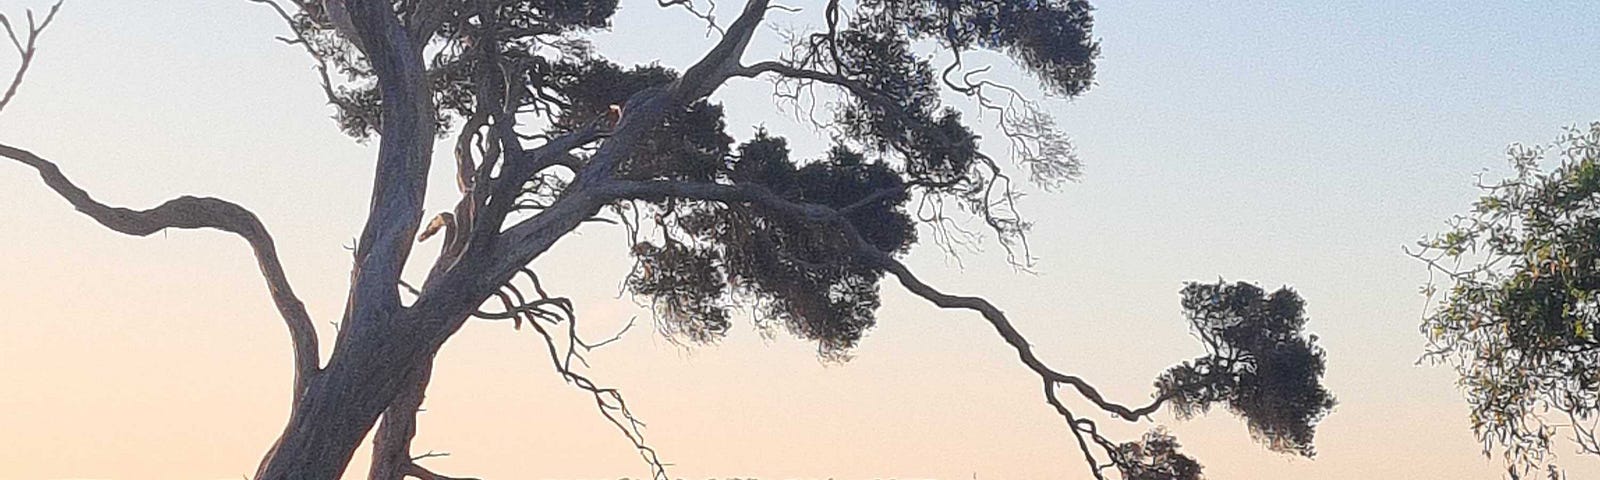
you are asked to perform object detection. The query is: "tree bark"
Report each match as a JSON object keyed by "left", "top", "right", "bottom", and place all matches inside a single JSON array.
[
  {"left": 253, "top": 316, "right": 448, "bottom": 480},
  {"left": 368, "top": 355, "right": 437, "bottom": 480}
]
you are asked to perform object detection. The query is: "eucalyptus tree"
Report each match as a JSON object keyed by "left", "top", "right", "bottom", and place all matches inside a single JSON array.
[
  {"left": 1414, "top": 122, "right": 1600, "bottom": 479},
  {"left": 0, "top": 1, "right": 1335, "bottom": 479}
]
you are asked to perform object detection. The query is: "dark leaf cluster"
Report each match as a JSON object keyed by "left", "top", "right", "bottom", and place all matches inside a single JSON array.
[
  {"left": 1155, "top": 281, "right": 1336, "bottom": 457},
  {"left": 766, "top": 0, "right": 1095, "bottom": 261},
  {"left": 284, "top": 0, "right": 624, "bottom": 138},
  {"left": 829, "top": 20, "right": 982, "bottom": 191},
  {"left": 859, "top": 0, "right": 1099, "bottom": 96},
  {"left": 627, "top": 134, "right": 915, "bottom": 358},
  {"left": 1113, "top": 428, "right": 1203, "bottom": 480}
]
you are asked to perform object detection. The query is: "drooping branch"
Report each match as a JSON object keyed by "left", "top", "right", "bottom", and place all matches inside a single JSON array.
[
  {"left": 0, "top": 143, "right": 322, "bottom": 399},
  {"left": 597, "top": 179, "right": 1170, "bottom": 421},
  {"left": 1044, "top": 380, "right": 1110, "bottom": 480},
  {"left": 473, "top": 273, "right": 666, "bottom": 479},
  {"left": 873, "top": 247, "right": 1172, "bottom": 421}
]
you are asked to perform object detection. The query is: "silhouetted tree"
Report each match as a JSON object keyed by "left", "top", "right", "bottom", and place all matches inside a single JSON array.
[
  {"left": 1413, "top": 122, "right": 1600, "bottom": 478},
  {"left": 1, "top": 1, "right": 1335, "bottom": 479}
]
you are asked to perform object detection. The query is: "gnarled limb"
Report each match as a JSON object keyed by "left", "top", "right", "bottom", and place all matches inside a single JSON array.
[
  {"left": 483, "top": 0, "right": 774, "bottom": 298},
  {"left": 478, "top": 279, "right": 666, "bottom": 480},
  {"left": 598, "top": 179, "right": 1170, "bottom": 420},
  {"left": 0, "top": 143, "right": 322, "bottom": 399}
]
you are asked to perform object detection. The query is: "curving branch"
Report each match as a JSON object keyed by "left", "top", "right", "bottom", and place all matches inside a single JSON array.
[
  {"left": 0, "top": 143, "right": 321, "bottom": 399},
  {"left": 598, "top": 179, "right": 1171, "bottom": 421},
  {"left": 874, "top": 248, "right": 1171, "bottom": 421},
  {"left": 475, "top": 274, "right": 666, "bottom": 479}
]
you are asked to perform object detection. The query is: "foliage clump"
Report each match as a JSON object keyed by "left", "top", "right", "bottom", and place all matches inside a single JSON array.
[
  {"left": 1156, "top": 281, "right": 1337, "bottom": 457},
  {"left": 1414, "top": 122, "right": 1600, "bottom": 474},
  {"left": 627, "top": 135, "right": 914, "bottom": 358},
  {"left": 1114, "top": 428, "right": 1204, "bottom": 480}
]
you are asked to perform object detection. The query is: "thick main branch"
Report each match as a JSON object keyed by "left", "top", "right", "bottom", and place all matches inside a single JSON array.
[
  {"left": 485, "top": 0, "right": 773, "bottom": 294},
  {"left": 0, "top": 143, "right": 321, "bottom": 398},
  {"left": 342, "top": 0, "right": 437, "bottom": 327}
]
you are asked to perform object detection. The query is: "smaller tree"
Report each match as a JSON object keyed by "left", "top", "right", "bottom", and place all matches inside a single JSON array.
[{"left": 1413, "top": 122, "right": 1600, "bottom": 478}]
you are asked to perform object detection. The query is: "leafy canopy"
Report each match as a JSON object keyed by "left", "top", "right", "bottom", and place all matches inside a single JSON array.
[
  {"left": 282, "top": 0, "right": 1095, "bottom": 356},
  {"left": 1415, "top": 122, "right": 1600, "bottom": 475},
  {"left": 257, "top": 0, "right": 1335, "bottom": 476}
]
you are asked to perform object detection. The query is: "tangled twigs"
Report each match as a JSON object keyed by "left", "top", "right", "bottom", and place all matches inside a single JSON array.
[{"left": 476, "top": 269, "right": 666, "bottom": 479}]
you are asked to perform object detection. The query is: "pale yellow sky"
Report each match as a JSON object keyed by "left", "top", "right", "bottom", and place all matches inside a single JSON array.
[{"left": 3, "top": 1, "right": 1600, "bottom": 479}]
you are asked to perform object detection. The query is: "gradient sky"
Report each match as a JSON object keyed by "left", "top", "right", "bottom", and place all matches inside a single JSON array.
[{"left": 2, "top": 1, "right": 1600, "bottom": 479}]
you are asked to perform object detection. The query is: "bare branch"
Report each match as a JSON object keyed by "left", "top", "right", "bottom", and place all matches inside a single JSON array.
[
  {"left": 526, "top": 318, "right": 666, "bottom": 480},
  {"left": 875, "top": 248, "right": 1171, "bottom": 420},
  {"left": 466, "top": 269, "right": 664, "bottom": 478},
  {"left": 0, "top": 0, "right": 61, "bottom": 115},
  {"left": 0, "top": 143, "right": 322, "bottom": 399},
  {"left": 1045, "top": 381, "right": 1108, "bottom": 480},
  {"left": 404, "top": 462, "right": 480, "bottom": 480},
  {"left": 247, "top": 0, "right": 383, "bottom": 132}
]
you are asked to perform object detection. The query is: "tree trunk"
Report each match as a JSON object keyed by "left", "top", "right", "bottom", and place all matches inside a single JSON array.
[
  {"left": 367, "top": 356, "right": 437, "bottom": 480},
  {"left": 253, "top": 318, "right": 443, "bottom": 480}
]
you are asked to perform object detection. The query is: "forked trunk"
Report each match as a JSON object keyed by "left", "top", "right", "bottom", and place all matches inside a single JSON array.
[{"left": 252, "top": 324, "right": 436, "bottom": 480}]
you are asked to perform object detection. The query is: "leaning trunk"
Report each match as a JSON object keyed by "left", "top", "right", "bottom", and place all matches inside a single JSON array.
[
  {"left": 367, "top": 356, "right": 437, "bottom": 480},
  {"left": 253, "top": 320, "right": 441, "bottom": 480}
]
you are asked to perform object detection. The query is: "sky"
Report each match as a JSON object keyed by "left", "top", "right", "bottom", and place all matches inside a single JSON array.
[{"left": 1, "top": 0, "right": 1599, "bottom": 479}]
